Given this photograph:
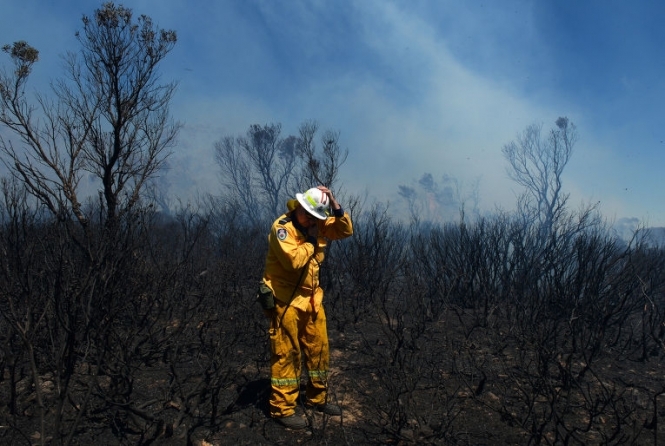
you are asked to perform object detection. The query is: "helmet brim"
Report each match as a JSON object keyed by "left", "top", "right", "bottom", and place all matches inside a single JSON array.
[{"left": 296, "top": 193, "right": 328, "bottom": 220}]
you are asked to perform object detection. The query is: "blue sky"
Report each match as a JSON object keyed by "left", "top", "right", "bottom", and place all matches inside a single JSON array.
[{"left": 2, "top": 0, "right": 665, "bottom": 228}]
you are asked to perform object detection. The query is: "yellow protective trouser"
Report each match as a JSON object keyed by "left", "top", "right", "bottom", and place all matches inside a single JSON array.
[{"left": 269, "top": 300, "right": 329, "bottom": 417}]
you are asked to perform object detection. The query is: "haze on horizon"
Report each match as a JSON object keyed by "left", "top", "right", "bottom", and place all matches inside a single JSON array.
[{"left": 2, "top": 0, "right": 665, "bottom": 233}]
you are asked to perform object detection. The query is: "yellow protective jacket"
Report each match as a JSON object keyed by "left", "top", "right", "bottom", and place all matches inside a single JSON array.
[{"left": 263, "top": 205, "right": 353, "bottom": 312}]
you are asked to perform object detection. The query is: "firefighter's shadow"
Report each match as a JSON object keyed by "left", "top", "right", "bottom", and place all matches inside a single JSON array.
[{"left": 223, "top": 378, "right": 271, "bottom": 417}]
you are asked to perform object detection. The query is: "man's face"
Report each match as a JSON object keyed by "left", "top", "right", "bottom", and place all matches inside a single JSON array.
[{"left": 295, "top": 206, "right": 318, "bottom": 228}]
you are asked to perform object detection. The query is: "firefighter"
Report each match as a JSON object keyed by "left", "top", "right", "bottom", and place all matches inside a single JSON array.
[{"left": 260, "top": 185, "right": 353, "bottom": 429}]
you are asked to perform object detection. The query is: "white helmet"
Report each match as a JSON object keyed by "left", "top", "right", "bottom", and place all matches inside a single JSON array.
[{"left": 296, "top": 187, "right": 330, "bottom": 220}]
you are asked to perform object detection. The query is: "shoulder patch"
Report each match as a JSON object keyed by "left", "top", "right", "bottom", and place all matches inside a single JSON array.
[{"left": 276, "top": 228, "right": 287, "bottom": 241}]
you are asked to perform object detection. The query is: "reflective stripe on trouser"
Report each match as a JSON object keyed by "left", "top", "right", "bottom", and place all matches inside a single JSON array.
[{"left": 269, "top": 301, "right": 329, "bottom": 417}]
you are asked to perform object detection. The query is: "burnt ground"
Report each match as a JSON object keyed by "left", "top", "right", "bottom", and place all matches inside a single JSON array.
[
  {"left": 152, "top": 314, "right": 665, "bottom": 445},
  {"left": 192, "top": 306, "right": 665, "bottom": 446},
  {"left": 2, "top": 308, "right": 665, "bottom": 446}
]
